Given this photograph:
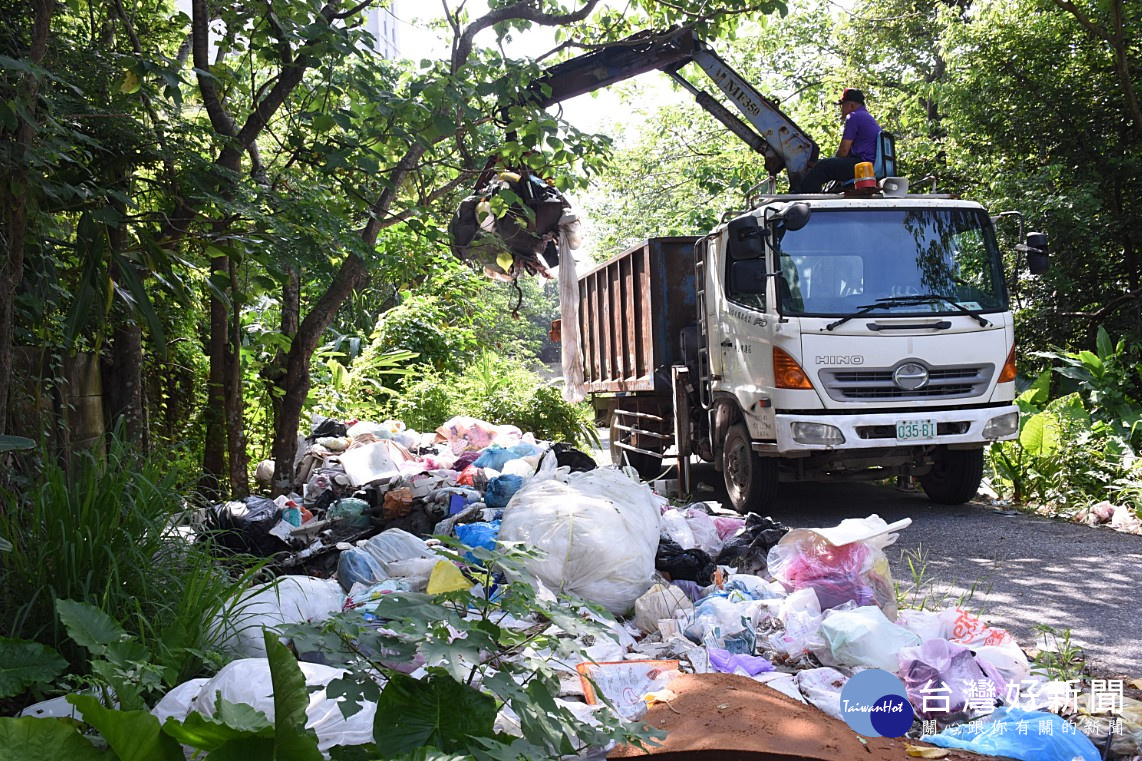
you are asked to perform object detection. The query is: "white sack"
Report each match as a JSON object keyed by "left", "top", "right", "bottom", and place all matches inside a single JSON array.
[
  {"left": 498, "top": 468, "right": 663, "bottom": 614},
  {"left": 213, "top": 575, "right": 345, "bottom": 658},
  {"left": 156, "top": 658, "right": 376, "bottom": 754}
]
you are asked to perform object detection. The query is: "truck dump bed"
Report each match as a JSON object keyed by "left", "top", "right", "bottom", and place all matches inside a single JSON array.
[{"left": 578, "top": 236, "right": 699, "bottom": 393}]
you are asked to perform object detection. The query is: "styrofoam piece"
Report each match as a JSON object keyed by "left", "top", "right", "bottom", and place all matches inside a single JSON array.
[{"left": 339, "top": 442, "right": 400, "bottom": 487}]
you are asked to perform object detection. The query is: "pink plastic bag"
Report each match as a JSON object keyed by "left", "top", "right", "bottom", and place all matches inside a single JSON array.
[{"left": 766, "top": 516, "right": 904, "bottom": 618}]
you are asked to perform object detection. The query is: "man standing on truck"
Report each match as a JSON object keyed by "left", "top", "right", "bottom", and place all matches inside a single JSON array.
[{"left": 797, "top": 88, "right": 881, "bottom": 193}]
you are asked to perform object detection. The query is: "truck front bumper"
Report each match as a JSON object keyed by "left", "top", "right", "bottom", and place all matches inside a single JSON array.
[{"left": 766, "top": 405, "right": 1018, "bottom": 454}]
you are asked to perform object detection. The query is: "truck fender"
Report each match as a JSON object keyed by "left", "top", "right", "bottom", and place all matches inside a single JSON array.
[{"left": 710, "top": 396, "right": 744, "bottom": 472}]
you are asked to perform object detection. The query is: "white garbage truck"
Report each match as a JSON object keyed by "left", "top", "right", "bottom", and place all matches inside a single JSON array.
[{"left": 580, "top": 196, "right": 1048, "bottom": 513}]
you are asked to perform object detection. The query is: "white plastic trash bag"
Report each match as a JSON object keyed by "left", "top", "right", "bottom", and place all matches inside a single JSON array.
[
  {"left": 156, "top": 658, "right": 376, "bottom": 754},
  {"left": 633, "top": 583, "right": 694, "bottom": 634},
  {"left": 359, "top": 528, "right": 435, "bottom": 573},
  {"left": 796, "top": 667, "right": 849, "bottom": 720},
  {"left": 816, "top": 605, "right": 920, "bottom": 671},
  {"left": 498, "top": 468, "right": 663, "bottom": 614},
  {"left": 212, "top": 575, "right": 345, "bottom": 658}
]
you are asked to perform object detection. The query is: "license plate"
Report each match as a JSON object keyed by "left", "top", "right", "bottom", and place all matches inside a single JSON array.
[{"left": 896, "top": 419, "right": 937, "bottom": 440}]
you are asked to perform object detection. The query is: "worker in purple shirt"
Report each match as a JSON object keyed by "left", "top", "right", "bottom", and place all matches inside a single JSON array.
[{"left": 797, "top": 88, "right": 881, "bottom": 193}]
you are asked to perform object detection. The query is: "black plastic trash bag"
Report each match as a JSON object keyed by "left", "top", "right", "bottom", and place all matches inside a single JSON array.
[
  {"left": 308, "top": 415, "right": 348, "bottom": 441},
  {"left": 714, "top": 514, "right": 789, "bottom": 576},
  {"left": 655, "top": 537, "right": 717, "bottom": 584},
  {"left": 552, "top": 442, "right": 597, "bottom": 473},
  {"left": 203, "top": 496, "right": 290, "bottom": 557},
  {"left": 449, "top": 169, "right": 570, "bottom": 279}
]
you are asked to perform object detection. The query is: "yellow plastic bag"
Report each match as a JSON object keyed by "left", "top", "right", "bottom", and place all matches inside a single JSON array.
[{"left": 426, "top": 560, "right": 470, "bottom": 595}]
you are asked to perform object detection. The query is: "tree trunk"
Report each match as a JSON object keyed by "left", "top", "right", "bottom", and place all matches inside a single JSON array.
[
  {"left": 105, "top": 180, "right": 146, "bottom": 447},
  {"left": 226, "top": 258, "right": 248, "bottom": 496},
  {"left": 201, "top": 253, "right": 228, "bottom": 498},
  {"left": 265, "top": 267, "right": 299, "bottom": 472},
  {"left": 0, "top": 0, "right": 52, "bottom": 437}
]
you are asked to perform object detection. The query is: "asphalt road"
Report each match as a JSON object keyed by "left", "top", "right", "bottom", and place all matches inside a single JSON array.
[{"left": 593, "top": 432, "right": 1142, "bottom": 677}]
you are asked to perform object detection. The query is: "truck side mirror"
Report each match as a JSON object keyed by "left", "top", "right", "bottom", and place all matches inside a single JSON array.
[
  {"left": 782, "top": 202, "right": 811, "bottom": 231},
  {"left": 727, "top": 216, "right": 763, "bottom": 260},
  {"left": 730, "top": 260, "right": 768, "bottom": 294},
  {"left": 1025, "top": 231, "right": 1048, "bottom": 274}
]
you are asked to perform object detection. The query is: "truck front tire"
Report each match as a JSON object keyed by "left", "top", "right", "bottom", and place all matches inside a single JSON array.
[
  {"left": 920, "top": 448, "right": 984, "bottom": 504},
  {"left": 723, "top": 421, "right": 778, "bottom": 514}
]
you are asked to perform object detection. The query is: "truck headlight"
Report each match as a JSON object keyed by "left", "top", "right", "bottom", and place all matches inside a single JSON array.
[
  {"left": 791, "top": 422, "right": 845, "bottom": 445},
  {"left": 983, "top": 412, "right": 1019, "bottom": 439}
]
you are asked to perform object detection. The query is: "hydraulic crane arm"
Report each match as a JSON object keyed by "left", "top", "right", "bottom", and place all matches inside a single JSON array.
[{"left": 526, "top": 29, "right": 819, "bottom": 188}]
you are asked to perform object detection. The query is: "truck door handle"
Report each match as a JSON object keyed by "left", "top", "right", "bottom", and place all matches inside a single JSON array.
[{"left": 720, "top": 341, "right": 732, "bottom": 347}]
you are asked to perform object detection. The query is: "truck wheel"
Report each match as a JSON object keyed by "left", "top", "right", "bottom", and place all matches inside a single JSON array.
[
  {"left": 723, "top": 421, "right": 778, "bottom": 514},
  {"left": 920, "top": 448, "right": 984, "bottom": 504},
  {"left": 610, "top": 414, "right": 664, "bottom": 479}
]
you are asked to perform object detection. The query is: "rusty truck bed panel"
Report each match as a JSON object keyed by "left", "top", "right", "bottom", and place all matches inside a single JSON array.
[{"left": 578, "top": 237, "right": 699, "bottom": 394}]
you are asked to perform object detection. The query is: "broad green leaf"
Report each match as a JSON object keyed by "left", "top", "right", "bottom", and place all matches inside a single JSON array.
[
  {"left": 265, "top": 632, "right": 324, "bottom": 761},
  {"left": 69, "top": 695, "right": 184, "bottom": 761},
  {"left": 1018, "top": 412, "right": 1056, "bottom": 455},
  {"left": 56, "top": 599, "right": 128, "bottom": 653},
  {"left": 120, "top": 69, "right": 141, "bottom": 94},
  {"left": 372, "top": 671, "right": 497, "bottom": 755},
  {"left": 1017, "top": 370, "right": 1051, "bottom": 409},
  {"left": 312, "top": 113, "right": 336, "bottom": 132},
  {"left": 1076, "top": 350, "right": 1102, "bottom": 373},
  {"left": 1095, "top": 326, "right": 1113, "bottom": 360},
  {"left": 161, "top": 702, "right": 273, "bottom": 751},
  {"left": 0, "top": 638, "right": 66, "bottom": 698},
  {"left": 0, "top": 434, "right": 35, "bottom": 453},
  {"left": 0, "top": 717, "right": 106, "bottom": 760}
]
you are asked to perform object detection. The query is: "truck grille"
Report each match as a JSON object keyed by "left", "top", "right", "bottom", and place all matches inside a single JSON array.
[{"left": 819, "top": 364, "right": 994, "bottom": 401}]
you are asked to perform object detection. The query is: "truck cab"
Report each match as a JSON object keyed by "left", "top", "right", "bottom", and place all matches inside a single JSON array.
[{"left": 702, "top": 195, "right": 1021, "bottom": 510}]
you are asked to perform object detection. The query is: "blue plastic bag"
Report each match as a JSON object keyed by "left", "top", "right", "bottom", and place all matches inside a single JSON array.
[
  {"left": 485, "top": 474, "right": 525, "bottom": 508},
  {"left": 922, "top": 707, "right": 1100, "bottom": 761},
  {"left": 455, "top": 520, "right": 501, "bottom": 564},
  {"left": 708, "top": 648, "right": 774, "bottom": 676},
  {"left": 336, "top": 547, "right": 385, "bottom": 592},
  {"left": 473, "top": 443, "right": 543, "bottom": 471}
]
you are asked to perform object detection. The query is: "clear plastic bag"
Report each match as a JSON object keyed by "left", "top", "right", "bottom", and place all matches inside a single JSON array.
[
  {"left": 898, "top": 638, "right": 1000, "bottom": 720},
  {"left": 336, "top": 547, "right": 386, "bottom": 592},
  {"left": 816, "top": 605, "right": 920, "bottom": 671},
  {"left": 359, "top": 528, "right": 434, "bottom": 573},
  {"left": 767, "top": 515, "right": 906, "bottom": 618}
]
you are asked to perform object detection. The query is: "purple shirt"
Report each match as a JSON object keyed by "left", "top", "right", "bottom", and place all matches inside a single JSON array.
[{"left": 841, "top": 105, "right": 881, "bottom": 162}]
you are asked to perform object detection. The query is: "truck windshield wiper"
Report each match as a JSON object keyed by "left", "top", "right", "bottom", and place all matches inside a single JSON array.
[{"left": 824, "top": 294, "right": 991, "bottom": 331}]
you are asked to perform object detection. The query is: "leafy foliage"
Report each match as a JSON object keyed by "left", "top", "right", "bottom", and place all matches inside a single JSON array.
[
  {"left": 281, "top": 541, "right": 661, "bottom": 759},
  {"left": 387, "top": 352, "right": 597, "bottom": 447},
  {"left": 988, "top": 327, "right": 1141, "bottom": 509},
  {"left": 0, "top": 435, "right": 252, "bottom": 693}
]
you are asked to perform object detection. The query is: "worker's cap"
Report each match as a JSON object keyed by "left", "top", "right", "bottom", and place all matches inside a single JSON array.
[{"left": 837, "top": 88, "right": 865, "bottom": 104}]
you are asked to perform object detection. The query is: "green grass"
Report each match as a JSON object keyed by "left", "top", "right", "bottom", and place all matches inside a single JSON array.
[{"left": 0, "top": 436, "right": 254, "bottom": 689}]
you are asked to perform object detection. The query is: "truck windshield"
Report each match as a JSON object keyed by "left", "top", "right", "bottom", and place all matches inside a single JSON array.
[{"left": 774, "top": 208, "right": 1006, "bottom": 316}]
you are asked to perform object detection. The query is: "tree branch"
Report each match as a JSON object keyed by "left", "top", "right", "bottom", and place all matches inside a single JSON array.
[{"left": 452, "top": 0, "right": 601, "bottom": 73}]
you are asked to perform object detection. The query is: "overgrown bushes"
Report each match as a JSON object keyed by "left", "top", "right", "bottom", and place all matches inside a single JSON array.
[
  {"left": 987, "top": 326, "right": 1142, "bottom": 517},
  {"left": 0, "top": 439, "right": 245, "bottom": 687},
  {"left": 387, "top": 352, "right": 598, "bottom": 448}
]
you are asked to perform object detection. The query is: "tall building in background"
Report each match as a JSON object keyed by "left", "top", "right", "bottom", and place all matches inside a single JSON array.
[{"left": 365, "top": 3, "right": 402, "bottom": 60}]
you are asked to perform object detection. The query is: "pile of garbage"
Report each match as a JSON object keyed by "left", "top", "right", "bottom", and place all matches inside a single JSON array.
[{"left": 172, "top": 414, "right": 1139, "bottom": 760}]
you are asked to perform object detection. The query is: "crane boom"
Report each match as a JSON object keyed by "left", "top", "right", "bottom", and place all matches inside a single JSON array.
[{"left": 525, "top": 29, "right": 818, "bottom": 187}]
